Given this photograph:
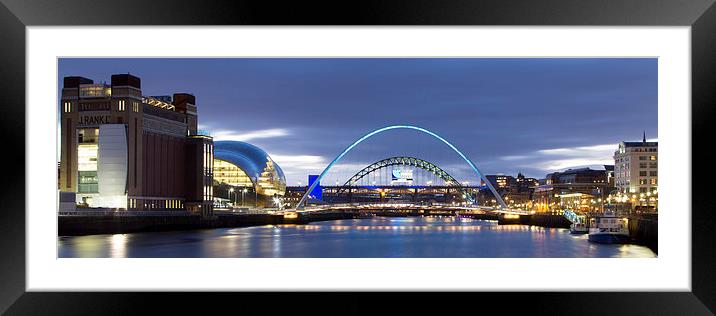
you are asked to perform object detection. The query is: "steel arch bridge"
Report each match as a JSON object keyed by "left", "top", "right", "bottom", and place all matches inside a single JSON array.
[
  {"left": 296, "top": 125, "right": 508, "bottom": 209},
  {"left": 332, "top": 156, "right": 473, "bottom": 202}
]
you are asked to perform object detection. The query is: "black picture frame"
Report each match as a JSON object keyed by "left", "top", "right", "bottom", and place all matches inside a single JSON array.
[{"left": 1, "top": 0, "right": 714, "bottom": 314}]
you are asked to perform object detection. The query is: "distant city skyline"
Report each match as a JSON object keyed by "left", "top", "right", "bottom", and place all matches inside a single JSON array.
[{"left": 58, "top": 58, "right": 657, "bottom": 185}]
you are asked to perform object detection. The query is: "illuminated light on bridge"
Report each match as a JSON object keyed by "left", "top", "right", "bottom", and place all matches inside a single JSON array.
[
  {"left": 286, "top": 202, "right": 530, "bottom": 216},
  {"left": 295, "top": 125, "right": 507, "bottom": 209}
]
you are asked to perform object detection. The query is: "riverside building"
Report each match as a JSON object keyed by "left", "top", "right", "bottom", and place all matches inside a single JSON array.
[
  {"left": 212, "top": 141, "right": 287, "bottom": 207},
  {"left": 532, "top": 167, "right": 610, "bottom": 213},
  {"left": 613, "top": 132, "right": 658, "bottom": 194},
  {"left": 58, "top": 74, "right": 214, "bottom": 215}
]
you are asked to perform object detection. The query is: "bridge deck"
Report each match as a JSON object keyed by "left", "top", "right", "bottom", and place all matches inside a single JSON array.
[{"left": 289, "top": 203, "right": 529, "bottom": 215}]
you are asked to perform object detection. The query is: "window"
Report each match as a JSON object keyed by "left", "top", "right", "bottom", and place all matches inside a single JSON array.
[
  {"left": 78, "top": 171, "right": 98, "bottom": 193},
  {"left": 639, "top": 156, "right": 647, "bottom": 160},
  {"left": 133, "top": 101, "right": 139, "bottom": 112},
  {"left": 650, "top": 178, "right": 657, "bottom": 185},
  {"left": 639, "top": 163, "right": 647, "bottom": 168},
  {"left": 649, "top": 155, "right": 657, "bottom": 161},
  {"left": 650, "top": 171, "right": 657, "bottom": 176},
  {"left": 63, "top": 102, "right": 72, "bottom": 113},
  {"left": 118, "top": 100, "right": 125, "bottom": 111},
  {"left": 78, "top": 128, "right": 99, "bottom": 144},
  {"left": 639, "top": 171, "right": 647, "bottom": 176},
  {"left": 639, "top": 179, "right": 648, "bottom": 185},
  {"left": 77, "top": 143, "right": 98, "bottom": 172},
  {"left": 649, "top": 162, "right": 657, "bottom": 168}
]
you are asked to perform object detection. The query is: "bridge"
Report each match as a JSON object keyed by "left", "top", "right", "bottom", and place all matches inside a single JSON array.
[
  {"left": 563, "top": 209, "right": 586, "bottom": 224},
  {"left": 278, "top": 203, "right": 528, "bottom": 224},
  {"left": 299, "top": 202, "right": 528, "bottom": 214},
  {"left": 287, "top": 125, "right": 527, "bottom": 216},
  {"left": 327, "top": 156, "right": 476, "bottom": 204}
]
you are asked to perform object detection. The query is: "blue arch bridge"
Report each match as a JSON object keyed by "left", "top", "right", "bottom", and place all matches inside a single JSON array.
[{"left": 281, "top": 125, "right": 530, "bottom": 218}]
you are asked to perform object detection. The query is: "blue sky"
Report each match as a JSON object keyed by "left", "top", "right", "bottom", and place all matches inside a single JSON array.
[{"left": 59, "top": 58, "right": 657, "bottom": 185}]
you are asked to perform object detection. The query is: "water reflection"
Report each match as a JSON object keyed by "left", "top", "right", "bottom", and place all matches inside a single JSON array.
[
  {"left": 109, "top": 234, "right": 128, "bottom": 258},
  {"left": 58, "top": 217, "right": 656, "bottom": 258}
]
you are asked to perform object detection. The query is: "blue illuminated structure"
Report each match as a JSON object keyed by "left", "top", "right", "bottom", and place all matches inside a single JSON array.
[
  {"left": 214, "top": 141, "right": 287, "bottom": 195},
  {"left": 307, "top": 175, "right": 322, "bottom": 201},
  {"left": 295, "top": 125, "right": 508, "bottom": 209}
]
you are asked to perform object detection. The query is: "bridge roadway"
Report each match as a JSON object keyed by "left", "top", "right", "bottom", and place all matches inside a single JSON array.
[{"left": 281, "top": 202, "right": 530, "bottom": 218}]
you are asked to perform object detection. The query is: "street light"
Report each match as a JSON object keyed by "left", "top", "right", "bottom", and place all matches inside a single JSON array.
[
  {"left": 254, "top": 175, "right": 258, "bottom": 207},
  {"left": 273, "top": 196, "right": 281, "bottom": 209},
  {"left": 241, "top": 188, "right": 247, "bottom": 207},
  {"left": 229, "top": 188, "right": 234, "bottom": 207}
]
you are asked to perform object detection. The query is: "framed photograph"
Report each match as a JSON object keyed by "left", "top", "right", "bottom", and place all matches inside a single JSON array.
[{"left": 2, "top": 0, "right": 715, "bottom": 314}]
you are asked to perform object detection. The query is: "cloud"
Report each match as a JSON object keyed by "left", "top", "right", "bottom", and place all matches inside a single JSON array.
[
  {"left": 531, "top": 158, "right": 614, "bottom": 171},
  {"left": 211, "top": 128, "right": 289, "bottom": 142},
  {"left": 270, "top": 154, "right": 325, "bottom": 170},
  {"left": 501, "top": 155, "right": 530, "bottom": 161},
  {"left": 502, "top": 142, "right": 642, "bottom": 172}
]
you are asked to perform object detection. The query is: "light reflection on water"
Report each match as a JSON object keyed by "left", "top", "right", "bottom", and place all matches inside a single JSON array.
[{"left": 58, "top": 217, "right": 656, "bottom": 258}]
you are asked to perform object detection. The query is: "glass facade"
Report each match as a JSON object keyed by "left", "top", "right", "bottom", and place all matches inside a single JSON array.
[
  {"left": 78, "top": 171, "right": 98, "bottom": 193},
  {"left": 214, "top": 159, "right": 253, "bottom": 187},
  {"left": 77, "top": 143, "right": 98, "bottom": 193},
  {"left": 257, "top": 157, "right": 285, "bottom": 197},
  {"left": 79, "top": 84, "right": 111, "bottom": 98},
  {"left": 213, "top": 141, "right": 286, "bottom": 197},
  {"left": 77, "top": 128, "right": 99, "bottom": 194}
]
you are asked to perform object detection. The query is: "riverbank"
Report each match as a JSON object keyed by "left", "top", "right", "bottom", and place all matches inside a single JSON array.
[
  {"left": 59, "top": 214, "right": 283, "bottom": 236},
  {"left": 59, "top": 211, "right": 657, "bottom": 254},
  {"left": 496, "top": 213, "right": 657, "bottom": 254},
  {"left": 59, "top": 216, "right": 656, "bottom": 258}
]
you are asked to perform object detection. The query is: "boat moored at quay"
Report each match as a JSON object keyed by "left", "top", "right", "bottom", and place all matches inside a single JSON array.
[{"left": 588, "top": 209, "right": 630, "bottom": 244}]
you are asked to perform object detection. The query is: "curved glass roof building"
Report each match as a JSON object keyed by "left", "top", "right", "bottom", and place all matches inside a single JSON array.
[{"left": 213, "top": 141, "right": 286, "bottom": 197}]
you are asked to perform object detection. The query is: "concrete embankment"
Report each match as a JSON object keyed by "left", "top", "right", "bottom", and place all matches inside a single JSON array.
[
  {"left": 59, "top": 211, "right": 359, "bottom": 236},
  {"left": 628, "top": 216, "right": 658, "bottom": 254},
  {"left": 59, "top": 211, "right": 657, "bottom": 254},
  {"left": 59, "top": 214, "right": 285, "bottom": 236},
  {"left": 497, "top": 214, "right": 570, "bottom": 228},
  {"left": 496, "top": 214, "right": 657, "bottom": 254}
]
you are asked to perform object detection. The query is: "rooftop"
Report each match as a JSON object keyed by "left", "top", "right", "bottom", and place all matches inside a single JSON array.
[{"left": 623, "top": 141, "right": 658, "bottom": 147}]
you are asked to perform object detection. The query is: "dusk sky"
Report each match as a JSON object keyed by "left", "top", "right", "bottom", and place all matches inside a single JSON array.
[{"left": 58, "top": 58, "right": 657, "bottom": 185}]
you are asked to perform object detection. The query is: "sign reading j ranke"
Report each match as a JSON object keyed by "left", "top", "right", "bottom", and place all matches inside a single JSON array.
[{"left": 78, "top": 112, "right": 112, "bottom": 127}]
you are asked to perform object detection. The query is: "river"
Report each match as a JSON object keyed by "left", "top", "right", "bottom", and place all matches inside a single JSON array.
[{"left": 57, "top": 216, "right": 656, "bottom": 258}]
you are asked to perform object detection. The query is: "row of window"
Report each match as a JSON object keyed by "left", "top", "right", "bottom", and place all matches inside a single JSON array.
[
  {"left": 616, "top": 178, "right": 657, "bottom": 185},
  {"left": 616, "top": 154, "right": 657, "bottom": 164},
  {"left": 616, "top": 162, "right": 658, "bottom": 170},
  {"left": 63, "top": 100, "right": 140, "bottom": 113},
  {"left": 639, "top": 187, "right": 658, "bottom": 193},
  {"left": 128, "top": 199, "right": 184, "bottom": 209},
  {"left": 630, "top": 148, "right": 657, "bottom": 153},
  {"left": 117, "top": 100, "right": 140, "bottom": 112},
  {"left": 203, "top": 185, "right": 213, "bottom": 202}
]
